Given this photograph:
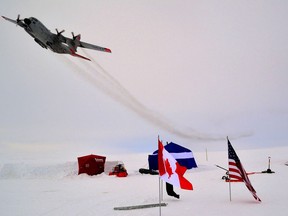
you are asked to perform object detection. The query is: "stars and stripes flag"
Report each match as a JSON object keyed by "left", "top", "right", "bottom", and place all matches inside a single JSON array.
[
  {"left": 158, "top": 138, "right": 193, "bottom": 190},
  {"left": 228, "top": 138, "right": 261, "bottom": 202}
]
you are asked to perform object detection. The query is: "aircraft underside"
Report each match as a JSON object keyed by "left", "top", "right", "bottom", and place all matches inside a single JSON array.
[
  {"left": 2, "top": 15, "right": 112, "bottom": 61},
  {"left": 34, "top": 38, "right": 47, "bottom": 49}
]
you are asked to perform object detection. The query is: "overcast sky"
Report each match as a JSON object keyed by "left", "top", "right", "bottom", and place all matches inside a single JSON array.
[{"left": 1, "top": 0, "right": 288, "bottom": 160}]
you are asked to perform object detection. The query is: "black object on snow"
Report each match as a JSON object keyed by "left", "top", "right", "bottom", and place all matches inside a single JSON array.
[
  {"left": 139, "top": 168, "right": 159, "bottom": 175},
  {"left": 166, "top": 182, "right": 180, "bottom": 199}
]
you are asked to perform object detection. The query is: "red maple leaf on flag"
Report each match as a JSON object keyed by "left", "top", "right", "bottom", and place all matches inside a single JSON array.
[{"left": 164, "top": 158, "right": 173, "bottom": 178}]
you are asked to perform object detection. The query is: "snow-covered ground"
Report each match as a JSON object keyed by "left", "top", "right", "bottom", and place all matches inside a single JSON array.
[{"left": 0, "top": 147, "right": 287, "bottom": 216}]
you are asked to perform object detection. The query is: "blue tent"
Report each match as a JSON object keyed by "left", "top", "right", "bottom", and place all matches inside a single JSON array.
[{"left": 148, "top": 142, "right": 197, "bottom": 170}]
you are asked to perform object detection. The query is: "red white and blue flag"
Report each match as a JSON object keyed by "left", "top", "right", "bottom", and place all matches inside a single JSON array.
[
  {"left": 228, "top": 138, "right": 261, "bottom": 202},
  {"left": 158, "top": 138, "right": 193, "bottom": 190}
]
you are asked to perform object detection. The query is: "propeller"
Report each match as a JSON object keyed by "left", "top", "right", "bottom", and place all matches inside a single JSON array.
[
  {"left": 16, "top": 14, "right": 23, "bottom": 26},
  {"left": 71, "top": 32, "right": 80, "bottom": 41},
  {"left": 16, "top": 14, "right": 21, "bottom": 23},
  {"left": 71, "top": 32, "right": 76, "bottom": 40},
  {"left": 56, "top": 28, "right": 65, "bottom": 35}
]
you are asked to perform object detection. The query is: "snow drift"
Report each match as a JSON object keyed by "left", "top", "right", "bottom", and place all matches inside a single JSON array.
[{"left": 0, "top": 147, "right": 288, "bottom": 216}]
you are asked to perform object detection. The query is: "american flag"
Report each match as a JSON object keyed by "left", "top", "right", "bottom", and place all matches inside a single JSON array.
[{"left": 228, "top": 139, "right": 261, "bottom": 202}]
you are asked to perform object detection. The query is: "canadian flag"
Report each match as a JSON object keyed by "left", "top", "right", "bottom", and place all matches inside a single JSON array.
[{"left": 158, "top": 138, "right": 193, "bottom": 190}]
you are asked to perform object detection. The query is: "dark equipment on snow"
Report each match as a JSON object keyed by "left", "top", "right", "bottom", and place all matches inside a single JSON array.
[
  {"left": 261, "top": 157, "right": 275, "bottom": 174},
  {"left": 139, "top": 168, "right": 159, "bottom": 175},
  {"left": 215, "top": 164, "right": 230, "bottom": 181},
  {"left": 109, "top": 163, "right": 128, "bottom": 177}
]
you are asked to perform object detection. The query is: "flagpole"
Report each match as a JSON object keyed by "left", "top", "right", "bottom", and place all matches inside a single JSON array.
[
  {"left": 229, "top": 179, "right": 232, "bottom": 201},
  {"left": 227, "top": 136, "right": 232, "bottom": 202},
  {"left": 159, "top": 176, "right": 162, "bottom": 216},
  {"left": 158, "top": 135, "right": 162, "bottom": 216},
  {"left": 161, "top": 179, "right": 163, "bottom": 201}
]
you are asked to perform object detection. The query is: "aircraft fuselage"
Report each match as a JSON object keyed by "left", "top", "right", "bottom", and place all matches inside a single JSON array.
[{"left": 23, "top": 17, "right": 71, "bottom": 54}]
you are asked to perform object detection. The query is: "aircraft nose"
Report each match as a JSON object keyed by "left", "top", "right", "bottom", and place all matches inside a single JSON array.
[{"left": 24, "top": 18, "right": 31, "bottom": 25}]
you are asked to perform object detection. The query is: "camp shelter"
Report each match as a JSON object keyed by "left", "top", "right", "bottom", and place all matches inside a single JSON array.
[
  {"left": 148, "top": 142, "right": 197, "bottom": 170},
  {"left": 78, "top": 154, "right": 106, "bottom": 176}
]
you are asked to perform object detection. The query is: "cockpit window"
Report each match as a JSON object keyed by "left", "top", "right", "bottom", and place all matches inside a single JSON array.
[{"left": 31, "top": 17, "right": 38, "bottom": 23}]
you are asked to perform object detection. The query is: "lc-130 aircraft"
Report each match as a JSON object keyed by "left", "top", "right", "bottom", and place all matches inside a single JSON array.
[{"left": 2, "top": 15, "right": 111, "bottom": 61}]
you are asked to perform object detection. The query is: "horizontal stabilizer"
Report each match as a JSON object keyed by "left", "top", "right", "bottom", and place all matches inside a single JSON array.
[{"left": 69, "top": 49, "right": 91, "bottom": 61}]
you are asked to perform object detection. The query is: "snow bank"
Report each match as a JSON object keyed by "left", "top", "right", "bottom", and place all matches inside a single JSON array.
[
  {"left": 0, "top": 160, "right": 126, "bottom": 179},
  {"left": 0, "top": 162, "right": 78, "bottom": 179},
  {"left": 0, "top": 148, "right": 287, "bottom": 216}
]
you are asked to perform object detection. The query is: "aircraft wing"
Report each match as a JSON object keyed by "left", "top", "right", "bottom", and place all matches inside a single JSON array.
[
  {"left": 79, "top": 41, "right": 112, "bottom": 53},
  {"left": 64, "top": 34, "right": 111, "bottom": 53},
  {"left": 2, "top": 15, "right": 26, "bottom": 28}
]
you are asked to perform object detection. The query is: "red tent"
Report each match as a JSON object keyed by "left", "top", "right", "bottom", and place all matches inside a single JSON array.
[{"left": 78, "top": 154, "right": 106, "bottom": 176}]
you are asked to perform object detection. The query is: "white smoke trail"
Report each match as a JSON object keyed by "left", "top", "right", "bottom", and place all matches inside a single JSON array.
[
  {"left": 72, "top": 50, "right": 228, "bottom": 141},
  {"left": 60, "top": 51, "right": 253, "bottom": 141},
  {"left": 60, "top": 56, "right": 142, "bottom": 113}
]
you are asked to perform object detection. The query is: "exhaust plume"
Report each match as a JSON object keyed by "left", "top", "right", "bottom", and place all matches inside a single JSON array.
[{"left": 61, "top": 52, "right": 246, "bottom": 141}]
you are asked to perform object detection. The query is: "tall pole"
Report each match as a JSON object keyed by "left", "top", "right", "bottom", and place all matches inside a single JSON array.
[
  {"left": 159, "top": 177, "right": 162, "bottom": 216},
  {"left": 227, "top": 136, "right": 231, "bottom": 201},
  {"left": 161, "top": 179, "right": 163, "bottom": 201},
  {"left": 229, "top": 180, "right": 232, "bottom": 201},
  {"left": 158, "top": 135, "right": 162, "bottom": 216}
]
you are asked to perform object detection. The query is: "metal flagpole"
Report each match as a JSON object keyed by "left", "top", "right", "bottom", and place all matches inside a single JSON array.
[
  {"left": 227, "top": 136, "right": 231, "bottom": 202},
  {"left": 159, "top": 177, "right": 162, "bottom": 216},
  {"left": 161, "top": 179, "right": 163, "bottom": 201},
  {"left": 158, "top": 135, "right": 162, "bottom": 216},
  {"left": 229, "top": 177, "right": 232, "bottom": 201}
]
